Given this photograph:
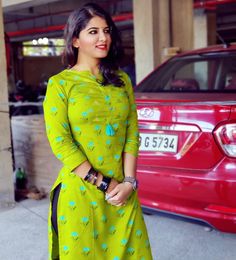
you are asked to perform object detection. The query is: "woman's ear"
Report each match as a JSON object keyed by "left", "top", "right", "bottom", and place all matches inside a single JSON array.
[{"left": 72, "top": 37, "right": 80, "bottom": 48}]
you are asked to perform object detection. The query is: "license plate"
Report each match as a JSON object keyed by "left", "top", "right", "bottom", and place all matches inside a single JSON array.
[{"left": 139, "top": 133, "right": 178, "bottom": 153}]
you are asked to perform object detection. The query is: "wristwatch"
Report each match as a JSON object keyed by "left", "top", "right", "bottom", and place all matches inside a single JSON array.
[{"left": 123, "top": 176, "right": 138, "bottom": 191}]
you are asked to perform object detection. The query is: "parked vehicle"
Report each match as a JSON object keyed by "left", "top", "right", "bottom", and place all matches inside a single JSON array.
[
  {"left": 9, "top": 80, "right": 41, "bottom": 116},
  {"left": 135, "top": 44, "right": 236, "bottom": 233}
]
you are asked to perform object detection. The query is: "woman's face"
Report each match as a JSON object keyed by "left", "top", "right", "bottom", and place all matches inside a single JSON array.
[{"left": 74, "top": 16, "right": 112, "bottom": 61}]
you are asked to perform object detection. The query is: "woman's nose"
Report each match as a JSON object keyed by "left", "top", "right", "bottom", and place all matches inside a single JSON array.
[{"left": 98, "top": 31, "right": 107, "bottom": 42}]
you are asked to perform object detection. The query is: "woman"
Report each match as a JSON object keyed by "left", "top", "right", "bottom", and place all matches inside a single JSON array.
[{"left": 43, "top": 3, "right": 153, "bottom": 260}]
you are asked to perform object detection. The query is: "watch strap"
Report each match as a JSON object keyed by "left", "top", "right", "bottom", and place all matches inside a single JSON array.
[{"left": 123, "top": 176, "right": 138, "bottom": 190}]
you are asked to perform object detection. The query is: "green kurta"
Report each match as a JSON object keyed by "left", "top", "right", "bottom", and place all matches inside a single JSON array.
[{"left": 43, "top": 69, "right": 153, "bottom": 260}]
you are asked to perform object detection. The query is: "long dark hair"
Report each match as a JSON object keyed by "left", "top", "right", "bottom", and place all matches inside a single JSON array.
[{"left": 63, "top": 3, "right": 124, "bottom": 87}]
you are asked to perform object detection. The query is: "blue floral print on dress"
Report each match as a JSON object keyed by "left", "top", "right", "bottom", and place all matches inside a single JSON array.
[
  {"left": 62, "top": 245, "right": 69, "bottom": 255},
  {"left": 58, "top": 93, "right": 65, "bottom": 100},
  {"left": 94, "top": 125, "right": 101, "bottom": 135},
  {"left": 107, "top": 170, "right": 114, "bottom": 177},
  {"left": 50, "top": 107, "right": 58, "bottom": 115},
  {"left": 93, "top": 229, "right": 99, "bottom": 239},
  {"left": 55, "top": 136, "right": 64, "bottom": 143},
  {"left": 81, "top": 111, "right": 88, "bottom": 120},
  {"left": 79, "top": 186, "right": 86, "bottom": 195},
  {"left": 109, "top": 225, "right": 116, "bottom": 235},
  {"left": 84, "top": 95, "right": 91, "bottom": 100},
  {"left": 128, "top": 220, "right": 134, "bottom": 228},
  {"left": 59, "top": 79, "right": 65, "bottom": 86},
  {"left": 71, "top": 231, "right": 79, "bottom": 240},
  {"left": 74, "top": 126, "right": 81, "bottom": 135},
  {"left": 87, "top": 141, "right": 95, "bottom": 151},
  {"left": 106, "top": 139, "right": 112, "bottom": 149},
  {"left": 117, "top": 208, "right": 125, "bottom": 217},
  {"left": 113, "top": 123, "right": 119, "bottom": 130},
  {"left": 59, "top": 216, "right": 67, "bottom": 224},
  {"left": 101, "top": 214, "right": 107, "bottom": 223},
  {"left": 90, "top": 201, "right": 98, "bottom": 209},
  {"left": 101, "top": 243, "right": 108, "bottom": 252},
  {"left": 68, "top": 201, "right": 76, "bottom": 210},
  {"left": 97, "top": 156, "right": 104, "bottom": 165},
  {"left": 62, "top": 122, "right": 69, "bottom": 129},
  {"left": 127, "top": 247, "right": 135, "bottom": 255},
  {"left": 136, "top": 230, "right": 143, "bottom": 238},
  {"left": 56, "top": 154, "right": 62, "bottom": 159},
  {"left": 114, "top": 154, "right": 120, "bottom": 161},
  {"left": 48, "top": 78, "right": 53, "bottom": 85},
  {"left": 61, "top": 183, "right": 67, "bottom": 192},
  {"left": 69, "top": 97, "right": 76, "bottom": 105},
  {"left": 106, "top": 124, "right": 115, "bottom": 136},
  {"left": 121, "top": 238, "right": 128, "bottom": 246},
  {"left": 82, "top": 247, "right": 91, "bottom": 255},
  {"left": 81, "top": 217, "right": 89, "bottom": 226}
]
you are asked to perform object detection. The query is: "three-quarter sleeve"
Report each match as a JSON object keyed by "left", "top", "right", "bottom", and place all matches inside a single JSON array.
[
  {"left": 43, "top": 76, "right": 87, "bottom": 171},
  {"left": 123, "top": 73, "right": 139, "bottom": 157}
]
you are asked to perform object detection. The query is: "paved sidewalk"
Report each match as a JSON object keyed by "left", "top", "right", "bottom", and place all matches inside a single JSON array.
[
  {"left": 0, "top": 198, "right": 49, "bottom": 260},
  {"left": 1, "top": 198, "right": 236, "bottom": 260}
]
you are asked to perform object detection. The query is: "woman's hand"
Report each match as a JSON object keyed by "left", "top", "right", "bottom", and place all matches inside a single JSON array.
[
  {"left": 106, "top": 182, "right": 133, "bottom": 206},
  {"left": 106, "top": 178, "right": 120, "bottom": 193}
]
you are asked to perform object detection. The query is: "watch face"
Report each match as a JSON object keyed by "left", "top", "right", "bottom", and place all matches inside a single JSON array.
[{"left": 133, "top": 180, "right": 138, "bottom": 190}]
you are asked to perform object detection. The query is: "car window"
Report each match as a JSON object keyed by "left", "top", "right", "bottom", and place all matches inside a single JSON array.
[
  {"left": 136, "top": 54, "right": 236, "bottom": 92},
  {"left": 221, "top": 58, "right": 236, "bottom": 90}
]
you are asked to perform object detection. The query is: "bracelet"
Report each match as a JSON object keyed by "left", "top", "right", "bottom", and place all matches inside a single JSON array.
[
  {"left": 92, "top": 171, "right": 98, "bottom": 185},
  {"left": 84, "top": 167, "right": 98, "bottom": 184},
  {"left": 84, "top": 167, "right": 93, "bottom": 181},
  {"left": 97, "top": 176, "right": 111, "bottom": 192},
  {"left": 87, "top": 173, "right": 94, "bottom": 183}
]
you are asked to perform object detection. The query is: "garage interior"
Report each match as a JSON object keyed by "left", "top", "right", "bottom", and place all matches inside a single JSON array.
[{"left": 1, "top": 0, "right": 236, "bottom": 206}]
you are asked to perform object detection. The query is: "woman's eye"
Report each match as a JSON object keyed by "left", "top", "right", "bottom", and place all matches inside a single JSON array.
[
  {"left": 89, "top": 30, "right": 97, "bottom": 34},
  {"left": 104, "top": 29, "right": 111, "bottom": 34}
]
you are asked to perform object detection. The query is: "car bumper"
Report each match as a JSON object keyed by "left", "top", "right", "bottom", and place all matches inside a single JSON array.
[{"left": 137, "top": 160, "right": 236, "bottom": 233}]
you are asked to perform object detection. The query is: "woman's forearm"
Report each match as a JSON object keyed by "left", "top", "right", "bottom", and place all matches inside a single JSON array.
[
  {"left": 73, "top": 160, "right": 91, "bottom": 178},
  {"left": 73, "top": 161, "right": 103, "bottom": 185},
  {"left": 123, "top": 152, "right": 137, "bottom": 178},
  {"left": 73, "top": 161, "right": 118, "bottom": 190}
]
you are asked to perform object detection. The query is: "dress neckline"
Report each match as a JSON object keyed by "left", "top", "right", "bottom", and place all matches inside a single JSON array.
[{"left": 64, "top": 69, "right": 103, "bottom": 82}]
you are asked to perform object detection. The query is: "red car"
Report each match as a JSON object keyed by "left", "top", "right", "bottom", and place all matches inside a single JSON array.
[{"left": 135, "top": 44, "right": 236, "bottom": 233}]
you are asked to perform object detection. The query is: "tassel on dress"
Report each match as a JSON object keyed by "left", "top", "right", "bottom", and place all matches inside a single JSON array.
[{"left": 105, "top": 124, "right": 115, "bottom": 136}]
